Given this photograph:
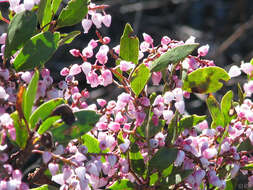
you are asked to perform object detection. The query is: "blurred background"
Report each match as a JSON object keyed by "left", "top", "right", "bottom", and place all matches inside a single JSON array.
[{"left": 1, "top": 0, "right": 253, "bottom": 113}]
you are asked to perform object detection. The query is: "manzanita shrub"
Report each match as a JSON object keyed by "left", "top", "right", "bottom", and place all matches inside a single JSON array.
[{"left": 1, "top": 0, "right": 253, "bottom": 189}]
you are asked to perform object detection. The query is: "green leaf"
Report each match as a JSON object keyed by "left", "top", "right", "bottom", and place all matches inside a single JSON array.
[
  {"left": 59, "top": 31, "right": 81, "bottom": 46},
  {"left": 238, "top": 83, "right": 244, "bottom": 105},
  {"left": 238, "top": 138, "right": 252, "bottom": 151},
  {"left": 163, "top": 167, "right": 193, "bottom": 186},
  {"left": 23, "top": 70, "right": 39, "bottom": 121},
  {"left": 5, "top": 11, "right": 37, "bottom": 59},
  {"left": 37, "top": 116, "right": 61, "bottom": 134},
  {"left": 224, "top": 180, "right": 233, "bottom": 190},
  {"left": 81, "top": 134, "right": 100, "bottom": 153},
  {"left": 13, "top": 31, "right": 60, "bottom": 71},
  {"left": 241, "top": 163, "right": 253, "bottom": 170},
  {"left": 29, "top": 98, "right": 65, "bottom": 129},
  {"left": 119, "top": 23, "right": 139, "bottom": 65},
  {"left": 206, "top": 94, "right": 224, "bottom": 128},
  {"left": 130, "top": 64, "right": 150, "bottom": 96},
  {"left": 130, "top": 64, "right": 150, "bottom": 97},
  {"left": 149, "top": 172, "right": 159, "bottom": 186},
  {"left": 183, "top": 66, "right": 230, "bottom": 94},
  {"left": 30, "top": 185, "right": 49, "bottom": 190},
  {"left": 57, "top": 0, "right": 88, "bottom": 28},
  {"left": 178, "top": 114, "right": 207, "bottom": 133},
  {"left": 108, "top": 179, "right": 135, "bottom": 190},
  {"left": 10, "top": 111, "right": 28, "bottom": 149},
  {"left": 51, "top": 0, "right": 62, "bottom": 14},
  {"left": 149, "top": 147, "right": 178, "bottom": 172},
  {"left": 137, "top": 118, "right": 165, "bottom": 138},
  {"left": 221, "top": 90, "right": 234, "bottom": 126},
  {"left": 166, "top": 112, "right": 178, "bottom": 144},
  {"left": 150, "top": 44, "right": 199, "bottom": 72},
  {"left": 129, "top": 143, "right": 145, "bottom": 176},
  {"left": 51, "top": 110, "right": 100, "bottom": 144},
  {"left": 38, "top": 0, "right": 53, "bottom": 31}
]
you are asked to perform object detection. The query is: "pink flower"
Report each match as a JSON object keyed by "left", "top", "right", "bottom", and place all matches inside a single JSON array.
[
  {"left": 174, "top": 150, "right": 185, "bottom": 166},
  {"left": 91, "top": 13, "right": 103, "bottom": 28},
  {"left": 102, "top": 14, "right": 112, "bottom": 27},
  {"left": 103, "top": 36, "right": 111, "bottom": 44},
  {"left": 152, "top": 72, "right": 162, "bottom": 85},
  {"left": 161, "top": 36, "right": 171, "bottom": 45},
  {"left": 97, "top": 99, "right": 107, "bottom": 107},
  {"left": 203, "top": 147, "right": 217, "bottom": 159},
  {"left": 175, "top": 100, "right": 185, "bottom": 114},
  {"left": 140, "top": 41, "right": 150, "bottom": 52},
  {"left": 24, "top": 0, "right": 34, "bottom": 10},
  {"left": 88, "top": 39, "right": 98, "bottom": 49},
  {"left": 87, "top": 71, "right": 100, "bottom": 88},
  {"left": 82, "top": 46, "right": 93, "bottom": 58},
  {"left": 149, "top": 138, "right": 158, "bottom": 149},
  {"left": 48, "top": 162, "right": 59, "bottom": 176},
  {"left": 119, "top": 60, "right": 134, "bottom": 72},
  {"left": 0, "top": 33, "right": 7, "bottom": 44},
  {"left": 163, "top": 110, "right": 173, "bottom": 124},
  {"left": 108, "top": 122, "right": 120, "bottom": 132},
  {"left": 20, "top": 71, "right": 32, "bottom": 83},
  {"left": 69, "top": 64, "right": 81, "bottom": 76},
  {"left": 82, "top": 19, "right": 93, "bottom": 33},
  {"left": 100, "top": 69, "right": 113, "bottom": 86},
  {"left": 81, "top": 62, "right": 92, "bottom": 75},
  {"left": 69, "top": 49, "right": 80, "bottom": 57},
  {"left": 143, "top": 33, "right": 153, "bottom": 45},
  {"left": 241, "top": 62, "right": 253, "bottom": 75},
  {"left": 228, "top": 65, "right": 241, "bottom": 78},
  {"left": 60, "top": 67, "right": 69, "bottom": 76},
  {"left": 248, "top": 176, "right": 253, "bottom": 188},
  {"left": 198, "top": 44, "right": 209, "bottom": 57},
  {"left": 42, "top": 151, "right": 52, "bottom": 164},
  {"left": 119, "top": 139, "right": 130, "bottom": 152}
]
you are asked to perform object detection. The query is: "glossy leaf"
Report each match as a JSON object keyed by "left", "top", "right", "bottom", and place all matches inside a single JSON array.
[
  {"left": 51, "top": 110, "right": 100, "bottom": 144},
  {"left": 149, "top": 147, "right": 178, "bottom": 172},
  {"left": 149, "top": 172, "right": 159, "bottom": 186},
  {"left": 130, "top": 64, "right": 151, "bottom": 96},
  {"left": 37, "top": 116, "right": 61, "bottom": 134},
  {"left": 150, "top": 44, "right": 199, "bottom": 72},
  {"left": 178, "top": 114, "right": 206, "bottom": 132},
  {"left": 166, "top": 112, "right": 178, "bottom": 144},
  {"left": 29, "top": 98, "right": 65, "bottom": 128},
  {"left": 57, "top": 0, "right": 88, "bottom": 28},
  {"left": 162, "top": 167, "right": 193, "bottom": 186},
  {"left": 119, "top": 23, "right": 139, "bottom": 65},
  {"left": 183, "top": 66, "right": 230, "bottom": 94},
  {"left": 137, "top": 117, "right": 165, "bottom": 138},
  {"left": 10, "top": 111, "right": 28, "bottom": 149},
  {"left": 52, "top": 0, "right": 62, "bottom": 14},
  {"left": 108, "top": 179, "right": 135, "bottom": 190},
  {"left": 129, "top": 143, "right": 145, "bottom": 176},
  {"left": 221, "top": 90, "right": 234, "bottom": 126},
  {"left": 241, "top": 163, "right": 253, "bottom": 170},
  {"left": 30, "top": 185, "right": 49, "bottom": 190},
  {"left": 23, "top": 70, "right": 39, "bottom": 121},
  {"left": 59, "top": 31, "right": 81, "bottom": 46},
  {"left": 238, "top": 138, "right": 252, "bottom": 152},
  {"left": 5, "top": 11, "right": 37, "bottom": 59},
  {"left": 38, "top": 0, "right": 53, "bottom": 31},
  {"left": 81, "top": 134, "right": 100, "bottom": 153},
  {"left": 206, "top": 94, "right": 224, "bottom": 128},
  {"left": 13, "top": 31, "right": 60, "bottom": 71}
]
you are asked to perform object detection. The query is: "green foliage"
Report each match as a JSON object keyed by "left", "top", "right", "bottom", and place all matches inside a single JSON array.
[
  {"left": 51, "top": 0, "right": 62, "bottom": 14},
  {"left": 150, "top": 44, "right": 199, "bottom": 72},
  {"left": 13, "top": 31, "right": 60, "bottom": 71},
  {"left": 29, "top": 98, "right": 65, "bottom": 128},
  {"left": 30, "top": 185, "right": 49, "bottom": 190},
  {"left": 149, "top": 147, "right": 178, "bottom": 172},
  {"left": 183, "top": 66, "right": 230, "bottom": 94},
  {"left": 108, "top": 179, "right": 135, "bottom": 190},
  {"left": 23, "top": 70, "right": 39, "bottom": 121},
  {"left": 37, "top": 116, "right": 61, "bottom": 134},
  {"left": 206, "top": 94, "right": 224, "bottom": 128},
  {"left": 57, "top": 0, "right": 88, "bottom": 28},
  {"left": 137, "top": 117, "right": 165, "bottom": 138},
  {"left": 119, "top": 23, "right": 139, "bottom": 65},
  {"left": 238, "top": 138, "right": 252, "bottom": 152},
  {"left": 10, "top": 111, "right": 28, "bottom": 149},
  {"left": 59, "top": 31, "right": 81, "bottom": 46},
  {"left": 5, "top": 11, "right": 37, "bottom": 58},
  {"left": 241, "top": 163, "right": 253, "bottom": 170},
  {"left": 38, "top": 0, "right": 53, "bottom": 31},
  {"left": 82, "top": 134, "right": 100, "bottom": 153},
  {"left": 129, "top": 143, "right": 146, "bottom": 176},
  {"left": 221, "top": 90, "right": 234, "bottom": 126},
  {"left": 178, "top": 114, "right": 207, "bottom": 133},
  {"left": 130, "top": 64, "right": 151, "bottom": 97},
  {"left": 51, "top": 110, "right": 99, "bottom": 144}
]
